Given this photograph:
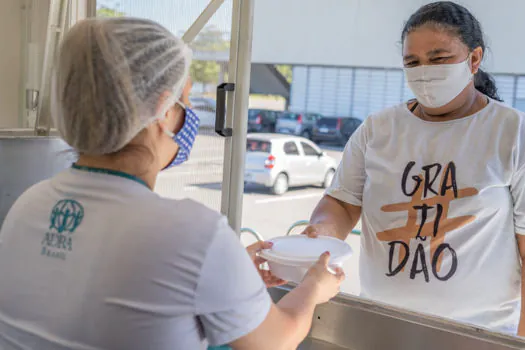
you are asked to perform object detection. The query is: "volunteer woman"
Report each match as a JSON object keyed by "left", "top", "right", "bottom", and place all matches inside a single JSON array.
[
  {"left": 304, "top": 1, "right": 525, "bottom": 335},
  {"left": 0, "top": 17, "right": 344, "bottom": 349}
]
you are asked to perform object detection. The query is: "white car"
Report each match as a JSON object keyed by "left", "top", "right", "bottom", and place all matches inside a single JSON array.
[
  {"left": 189, "top": 96, "right": 216, "bottom": 129},
  {"left": 245, "top": 134, "right": 338, "bottom": 195}
]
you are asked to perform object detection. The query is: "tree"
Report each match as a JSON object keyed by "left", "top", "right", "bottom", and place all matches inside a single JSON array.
[
  {"left": 96, "top": 6, "right": 125, "bottom": 17},
  {"left": 276, "top": 65, "right": 293, "bottom": 83},
  {"left": 191, "top": 60, "right": 221, "bottom": 91},
  {"left": 189, "top": 27, "right": 230, "bottom": 89},
  {"left": 191, "top": 26, "right": 230, "bottom": 52}
]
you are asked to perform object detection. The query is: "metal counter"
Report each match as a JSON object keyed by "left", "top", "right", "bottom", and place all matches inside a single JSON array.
[{"left": 269, "top": 286, "right": 525, "bottom": 350}]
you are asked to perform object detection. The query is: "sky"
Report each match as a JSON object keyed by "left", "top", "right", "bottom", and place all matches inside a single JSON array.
[{"left": 97, "top": 0, "right": 233, "bottom": 37}]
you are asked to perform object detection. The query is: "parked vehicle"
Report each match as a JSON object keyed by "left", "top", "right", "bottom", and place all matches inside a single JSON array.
[
  {"left": 275, "top": 112, "right": 320, "bottom": 139},
  {"left": 312, "top": 116, "right": 362, "bottom": 146},
  {"left": 248, "top": 109, "right": 280, "bottom": 133},
  {"left": 245, "top": 134, "right": 338, "bottom": 195},
  {"left": 189, "top": 96, "right": 216, "bottom": 129}
]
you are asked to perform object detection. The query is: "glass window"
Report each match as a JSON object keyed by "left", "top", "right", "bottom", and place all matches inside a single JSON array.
[
  {"left": 306, "top": 114, "right": 319, "bottom": 122},
  {"left": 246, "top": 139, "right": 271, "bottom": 153},
  {"left": 318, "top": 117, "right": 339, "bottom": 128},
  {"left": 301, "top": 142, "right": 319, "bottom": 156},
  {"left": 95, "top": 0, "right": 234, "bottom": 215},
  {"left": 190, "top": 97, "right": 216, "bottom": 112},
  {"left": 248, "top": 109, "right": 262, "bottom": 120},
  {"left": 280, "top": 112, "right": 300, "bottom": 120},
  {"left": 191, "top": 101, "right": 216, "bottom": 113},
  {"left": 86, "top": 0, "right": 525, "bottom": 337},
  {"left": 283, "top": 141, "right": 299, "bottom": 155}
]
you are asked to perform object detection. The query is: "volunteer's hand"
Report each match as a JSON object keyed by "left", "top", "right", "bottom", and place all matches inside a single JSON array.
[
  {"left": 301, "top": 223, "right": 338, "bottom": 238},
  {"left": 247, "top": 241, "right": 287, "bottom": 288},
  {"left": 301, "top": 252, "right": 345, "bottom": 304}
]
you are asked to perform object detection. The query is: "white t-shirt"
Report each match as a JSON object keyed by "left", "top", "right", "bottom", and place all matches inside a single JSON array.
[
  {"left": 0, "top": 166, "right": 271, "bottom": 349},
  {"left": 327, "top": 99, "right": 525, "bottom": 334}
]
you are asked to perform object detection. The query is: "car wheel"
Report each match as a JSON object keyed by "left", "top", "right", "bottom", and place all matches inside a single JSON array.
[
  {"left": 272, "top": 173, "right": 289, "bottom": 195},
  {"left": 323, "top": 169, "right": 335, "bottom": 189},
  {"left": 301, "top": 130, "right": 311, "bottom": 139}
]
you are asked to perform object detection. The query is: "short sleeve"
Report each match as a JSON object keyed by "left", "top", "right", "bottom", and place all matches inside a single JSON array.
[
  {"left": 511, "top": 119, "right": 525, "bottom": 235},
  {"left": 195, "top": 218, "right": 271, "bottom": 346},
  {"left": 325, "top": 122, "right": 367, "bottom": 206}
]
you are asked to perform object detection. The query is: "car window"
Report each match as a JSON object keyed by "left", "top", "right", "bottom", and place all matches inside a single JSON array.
[
  {"left": 246, "top": 140, "right": 272, "bottom": 153},
  {"left": 248, "top": 110, "right": 262, "bottom": 120},
  {"left": 191, "top": 104, "right": 210, "bottom": 112},
  {"left": 190, "top": 98, "right": 216, "bottom": 111},
  {"left": 283, "top": 141, "right": 299, "bottom": 155},
  {"left": 308, "top": 114, "right": 320, "bottom": 122},
  {"left": 301, "top": 142, "right": 319, "bottom": 156},
  {"left": 191, "top": 101, "right": 215, "bottom": 112},
  {"left": 280, "top": 113, "right": 299, "bottom": 121},
  {"left": 317, "top": 118, "right": 339, "bottom": 127}
]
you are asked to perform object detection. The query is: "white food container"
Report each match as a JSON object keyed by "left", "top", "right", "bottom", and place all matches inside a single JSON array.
[{"left": 260, "top": 235, "right": 353, "bottom": 283}]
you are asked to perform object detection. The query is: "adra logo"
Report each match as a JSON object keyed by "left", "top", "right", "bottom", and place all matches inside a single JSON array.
[{"left": 41, "top": 199, "right": 84, "bottom": 260}]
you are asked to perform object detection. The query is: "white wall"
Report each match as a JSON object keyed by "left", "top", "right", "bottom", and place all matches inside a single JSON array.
[
  {"left": 0, "top": 0, "right": 70, "bottom": 128},
  {"left": 252, "top": 0, "right": 525, "bottom": 74},
  {"left": 0, "top": 0, "right": 23, "bottom": 128}
]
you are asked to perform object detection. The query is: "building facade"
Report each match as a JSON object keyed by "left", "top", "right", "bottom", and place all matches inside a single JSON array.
[{"left": 289, "top": 66, "right": 525, "bottom": 119}]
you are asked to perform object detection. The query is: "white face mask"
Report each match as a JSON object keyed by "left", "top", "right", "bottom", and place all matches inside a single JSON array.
[{"left": 404, "top": 55, "right": 473, "bottom": 108}]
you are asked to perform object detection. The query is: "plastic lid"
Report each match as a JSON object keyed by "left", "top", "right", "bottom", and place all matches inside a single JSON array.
[{"left": 260, "top": 235, "right": 353, "bottom": 265}]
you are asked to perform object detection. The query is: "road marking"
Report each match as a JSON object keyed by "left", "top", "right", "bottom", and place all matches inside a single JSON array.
[{"left": 255, "top": 193, "right": 321, "bottom": 204}]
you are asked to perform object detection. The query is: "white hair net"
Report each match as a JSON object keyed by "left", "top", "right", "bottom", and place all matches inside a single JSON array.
[{"left": 51, "top": 17, "right": 193, "bottom": 155}]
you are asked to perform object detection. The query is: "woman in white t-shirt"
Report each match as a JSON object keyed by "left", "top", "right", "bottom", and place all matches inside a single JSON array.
[
  {"left": 303, "top": 1, "right": 525, "bottom": 335},
  {"left": 0, "top": 18, "right": 344, "bottom": 349}
]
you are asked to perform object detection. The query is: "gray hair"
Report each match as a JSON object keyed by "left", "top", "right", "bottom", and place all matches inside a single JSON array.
[{"left": 51, "top": 17, "right": 192, "bottom": 155}]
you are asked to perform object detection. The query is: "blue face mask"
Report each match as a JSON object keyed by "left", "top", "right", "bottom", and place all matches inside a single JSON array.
[{"left": 163, "top": 102, "right": 200, "bottom": 169}]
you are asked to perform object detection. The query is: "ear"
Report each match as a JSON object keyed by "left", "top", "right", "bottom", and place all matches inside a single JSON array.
[
  {"left": 470, "top": 46, "right": 483, "bottom": 74},
  {"left": 181, "top": 78, "right": 193, "bottom": 106}
]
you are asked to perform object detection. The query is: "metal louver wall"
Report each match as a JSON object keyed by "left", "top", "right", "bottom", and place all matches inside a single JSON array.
[
  {"left": 290, "top": 66, "right": 523, "bottom": 120},
  {"left": 515, "top": 76, "right": 525, "bottom": 111}
]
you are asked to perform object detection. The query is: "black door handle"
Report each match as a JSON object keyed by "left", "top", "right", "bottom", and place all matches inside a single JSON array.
[{"left": 215, "top": 83, "right": 235, "bottom": 137}]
